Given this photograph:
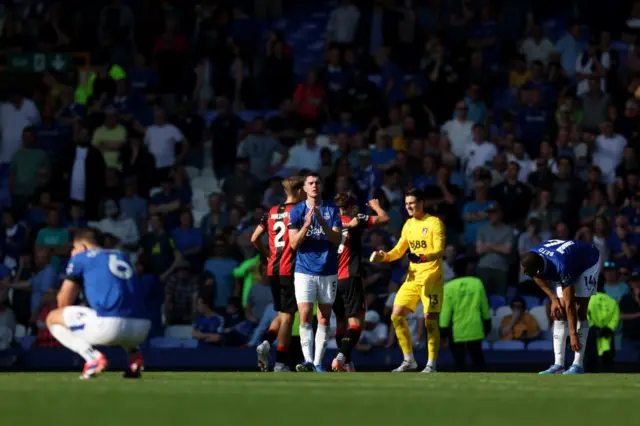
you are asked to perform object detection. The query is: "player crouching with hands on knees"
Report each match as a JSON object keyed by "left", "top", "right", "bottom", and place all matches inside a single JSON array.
[
  {"left": 46, "top": 228, "right": 151, "bottom": 379},
  {"left": 520, "top": 239, "right": 601, "bottom": 374},
  {"left": 370, "top": 189, "right": 445, "bottom": 372}
]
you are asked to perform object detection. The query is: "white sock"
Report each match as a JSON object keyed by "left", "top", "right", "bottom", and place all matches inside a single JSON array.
[
  {"left": 49, "top": 325, "right": 100, "bottom": 362},
  {"left": 427, "top": 359, "right": 436, "bottom": 368},
  {"left": 553, "top": 320, "right": 567, "bottom": 366},
  {"left": 572, "top": 320, "right": 590, "bottom": 368},
  {"left": 404, "top": 353, "right": 415, "bottom": 362},
  {"left": 299, "top": 323, "right": 314, "bottom": 363},
  {"left": 314, "top": 325, "right": 329, "bottom": 366}
]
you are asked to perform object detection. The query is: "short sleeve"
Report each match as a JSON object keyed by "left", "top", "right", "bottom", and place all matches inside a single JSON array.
[
  {"left": 288, "top": 205, "right": 301, "bottom": 230},
  {"left": 356, "top": 213, "right": 372, "bottom": 230},
  {"left": 172, "top": 125, "right": 185, "bottom": 141},
  {"left": 331, "top": 207, "right": 342, "bottom": 229},
  {"left": 64, "top": 255, "right": 84, "bottom": 282},
  {"left": 258, "top": 212, "right": 268, "bottom": 229}
]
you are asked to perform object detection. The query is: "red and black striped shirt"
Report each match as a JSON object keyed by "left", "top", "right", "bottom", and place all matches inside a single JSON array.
[
  {"left": 337, "top": 214, "right": 373, "bottom": 280},
  {"left": 259, "top": 203, "right": 296, "bottom": 276}
]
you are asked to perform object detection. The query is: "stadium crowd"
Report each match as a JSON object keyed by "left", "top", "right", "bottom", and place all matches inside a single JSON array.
[{"left": 0, "top": 0, "right": 640, "bottom": 369}]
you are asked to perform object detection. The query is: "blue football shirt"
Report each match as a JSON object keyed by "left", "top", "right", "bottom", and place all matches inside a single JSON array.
[
  {"left": 288, "top": 201, "right": 341, "bottom": 276},
  {"left": 528, "top": 239, "right": 600, "bottom": 288},
  {"left": 65, "top": 249, "right": 147, "bottom": 319}
]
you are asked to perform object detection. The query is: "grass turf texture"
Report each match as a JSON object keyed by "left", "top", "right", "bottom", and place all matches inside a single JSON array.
[{"left": 1, "top": 372, "right": 636, "bottom": 425}]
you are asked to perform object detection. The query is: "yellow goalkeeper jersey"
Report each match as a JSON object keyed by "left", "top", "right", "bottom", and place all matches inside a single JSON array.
[{"left": 386, "top": 214, "right": 445, "bottom": 278}]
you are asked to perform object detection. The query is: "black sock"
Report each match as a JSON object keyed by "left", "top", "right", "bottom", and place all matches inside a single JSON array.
[
  {"left": 335, "top": 331, "right": 345, "bottom": 351},
  {"left": 339, "top": 327, "right": 362, "bottom": 363},
  {"left": 263, "top": 329, "right": 278, "bottom": 345},
  {"left": 275, "top": 346, "right": 289, "bottom": 365}
]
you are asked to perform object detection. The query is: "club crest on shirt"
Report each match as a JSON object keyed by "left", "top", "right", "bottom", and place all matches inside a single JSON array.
[
  {"left": 422, "top": 228, "right": 428, "bottom": 235},
  {"left": 323, "top": 212, "right": 330, "bottom": 220}
]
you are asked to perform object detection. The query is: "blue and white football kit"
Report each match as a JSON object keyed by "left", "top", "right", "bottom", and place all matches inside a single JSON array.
[
  {"left": 288, "top": 201, "right": 342, "bottom": 305},
  {"left": 63, "top": 249, "right": 151, "bottom": 348},
  {"left": 529, "top": 239, "right": 601, "bottom": 298},
  {"left": 529, "top": 239, "right": 600, "bottom": 375}
]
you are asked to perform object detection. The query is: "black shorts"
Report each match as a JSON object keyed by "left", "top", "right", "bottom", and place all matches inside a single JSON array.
[
  {"left": 269, "top": 275, "right": 297, "bottom": 314},
  {"left": 333, "top": 277, "right": 365, "bottom": 319}
]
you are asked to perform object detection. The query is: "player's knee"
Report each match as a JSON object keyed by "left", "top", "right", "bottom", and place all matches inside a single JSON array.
[
  {"left": 45, "top": 308, "right": 64, "bottom": 329},
  {"left": 391, "top": 314, "right": 406, "bottom": 329}
]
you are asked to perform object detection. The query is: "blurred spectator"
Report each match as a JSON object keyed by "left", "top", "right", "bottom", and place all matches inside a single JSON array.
[
  {"left": 518, "top": 217, "right": 551, "bottom": 283},
  {"left": 293, "top": 68, "right": 326, "bottom": 128},
  {"left": 576, "top": 36, "right": 610, "bottom": 97},
  {"left": 602, "top": 261, "right": 630, "bottom": 303},
  {"left": 210, "top": 97, "right": 245, "bottom": 179},
  {"left": 476, "top": 204, "right": 513, "bottom": 297},
  {"left": 555, "top": 21, "right": 584, "bottom": 78},
  {"left": 10, "top": 127, "right": 49, "bottom": 210},
  {"left": 244, "top": 264, "right": 272, "bottom": 324},
  {"left": 441, "top": 100, "right": 474, "bottom": 159},
  {"left": 35, "top": 208, "right": 69, "bottom": 270},
  {"left": 89, "top": 199, "right": 139, "bottom": 249},
  {"left": 326, "top": 0, "right": 360, "bottom": 46},
  {"left": 493, "top": 161, "right": 532, "bottom": 225},
  {"left": 172, "top": 209, "right": 204, "bottom": 271},
  {"left": 34, "top": 288, "right": 61, "bottom": 348},
  {"left": 286, "top": 128, "right": 322, "bottom": 172},
  {"left": 0, "top": 285, "right": 16, "bottom": 353},
  {"left": 144, "top": 107, "right": 188, "bottom": 184},
  {"left": 462, "top": 180, "right": 494, "bottom": 250},
  {"left": 464, "top": 125, "right": 496, "bottom": 186},
  {"left": 204, "top": 237, "right": 239, "bottom": 310},
  {"left": 150, "top": 175, "right": 183, "bottom": 231},
  {"left": 620, "top": 273, "right": 640, "bottom": 345},
  {"left": 607, "top": 214, "right": 640, "bottom": 267},
  {"left": 520, "top": 23, "right": 554, "bottom": 67},
  {"left": 138, "top": 213, "right": 182, "bottom": 281},
  {"left": 358, "top": 310, "right": 388, "bottom": 352},
  {"left": 581, "top": 76, "right": 611, "bottom": 133},
  {"left": 92, "top": 106, "right": 127, "bottom": 170},
  {"left": 120, "top": 132, "right": 156, "bottom": 197},
  {"left": 223, "top": 296, "right": 253, "bottom": 347},
  {"left": 238, "top": 117, "right": 287, "bottom": 182},
  {"left": 192, "top": 288, "right": 224, "bottom": 347},
  {"left": 0, "top": 89, "right": 41, "bottom": 165},
  {"left": 164, "top": 261, "right": 199, "bottom": 325},
  {"left": 119, "top": 177, "right": 148, "bottom": 233},
  {"left": 222, "top": 157, "right": 261, "bottom": 209},
  {"left": 499, "top": 296, "right": 540, "bottom": 341},
  {"left": 3, "top": 210, "right": 27, "bottom": 270},
  {"left": 136, "top": 254, "right": 163, "bottom": 338}
]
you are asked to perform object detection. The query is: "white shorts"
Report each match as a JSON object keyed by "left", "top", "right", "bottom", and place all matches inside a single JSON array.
[
  {"left": 294, "top": 273, "right": 337, "bottom": 305},
  {"left": 63, "top": 306, "right": 151, "bottom": 348},
  {"left": 555, "top": 258, "right": 600, "bottom": 298}
]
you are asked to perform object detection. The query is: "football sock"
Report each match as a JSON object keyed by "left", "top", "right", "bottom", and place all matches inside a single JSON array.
[
  {"left": 391, "top": 315, "right": 414, "bottom": 360},
  {"left": 275, "top": 345, "right": 288, "bottom": 365},
  {"left": 425, "top": 318, "right": 440, "bottom": 368},
  {"left": 335, "top": 330, "right": 345, "bottom": 351},
  {"left": 314, "top": 324, "right": 330, "bottom": 366},
  {"left": 50, "top": 324, "right": 100, "bottom": 363},
  {"left": 299, "top": 323, "right": 314, "bottom": 364},
  {"left": 572, "top": 320, "right": 590, "bottom": 368},
  {"left": 553, "top": 320, "right": 568, "bottom": 366},
  {"left": 263, "top": 328, "right": 278, "bottom": 345},
  {"left": 339, "top": 325, "right": 362, "bottom": 362}
]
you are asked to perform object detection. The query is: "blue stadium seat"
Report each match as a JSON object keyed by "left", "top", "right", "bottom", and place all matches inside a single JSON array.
[
  {"left": 18, "top": 336, "right": 35, "bottom": 350},
  {"left": 149, "top": 336, "right": 182, "bottom": 349},
  {"left": 482, "top": 340, "right": 491, "bottom": 350},
  {"left": 527, "top": 340, "right": 553, "bottom": 351},
  {"left": 264, "top": 110, "right": 280, "bottom": 120},
  {"left": 522, "top": 295, "right": 541, "bottom": 309},
  {"left": 181, "top": 339, "right": 199, "bottom": 349},
  {"left": 238, "top": 110, "right": 264, "bottom": 123},
  {"left": 492, "top": 340, "right": 525, "bottom": 351},
  {"left": 489, "top": 295, "right": 507, "bottom": 310}
]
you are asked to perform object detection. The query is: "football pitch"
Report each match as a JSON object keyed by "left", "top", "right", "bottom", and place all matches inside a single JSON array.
[{"left": 1, "top": 372, "right": 637, "bottom": 425}]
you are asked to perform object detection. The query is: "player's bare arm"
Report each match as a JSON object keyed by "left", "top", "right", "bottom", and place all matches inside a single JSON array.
[
  {"left": 289, "top": 209, "right": 314, "bottom": 249},
  {"left": 312, "top": 208, "right": 342, "bottom": 246},
  {"left": 250, "top": 225, "right": 269, "bottom": 258},
  {"left": 57, "top": 279, "right": 81, "bottom": 308},
  {"left": 562, "top": 285, "right": 582, "bottom": 352},
  {"left": 533, "top": 276, "right": 564, "bottom": 318},
  {"left": 367, "top": 199, "right": 390, "bottom": 226}
]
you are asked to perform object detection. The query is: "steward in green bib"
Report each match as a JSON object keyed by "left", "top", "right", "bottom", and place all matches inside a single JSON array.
[
  {"left": 585, "top": 292, "right": 619, "bottom": 372},
  {"left": 440, "top": 258, "right": 491, "bottom": 371}
]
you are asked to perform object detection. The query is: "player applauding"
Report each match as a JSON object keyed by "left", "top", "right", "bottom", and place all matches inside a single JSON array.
[
  {"left": 45, "top": 228, "right": 151, "bottom": 379},
  {"left": 331, "top": 193, "right": 389, "bottom": 372},
  {"left": 370, "top": 189, "right": 445, "bottom": 373},
  {"left": 288, "top": 172, "right": 342, "bottom": 372},
  {"left": 251, "top": 176, "right": 305, "bottom": 372},
  {"left": 520, "top": 239, "right": 601, "bottom": 374}
]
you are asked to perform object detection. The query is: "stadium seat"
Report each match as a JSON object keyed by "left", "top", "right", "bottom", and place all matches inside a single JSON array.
[
  {"left": 14, "top": 324, "right": 27, "bottom": 338},
  {"left": 149, "top": 336, "right": 182, "bottom": 349},
  {"left": 528, "top": 306, "right": 550, "bottom": 331},
  {"left": 482, "top": 340, "right": 491, "bottom": 350},
  {"left": 492, "top": 340, "right": 525, "bottom": 350},
  {"left": 181, "top": 339, "right": 199, "bottom": 349},
  {"left": 238, "top": 110, "right": 262, "bottom": 123},
  {"left": 367, "top": 74, "right": 382, "bottom": 88},
  {"left": 527, "top": 340, "right": 552, "bottom": 351},
  {"left": 523, "top": 295, "right": 541, "bottom": 309},
  {"left": 165, "top": 325, "right": 194, "bottom": 340},
  {"left": 488, "top": 306, "right": 513, "bottom": 341},
  {"left": 541, "top": 329, "right": 553, "bottom": 341},
  {"left": 489, "top": 295, "right": 507, "bottom": 310},
  {"left": 18, "top": 336, "right": 35, "bottom": 350}
]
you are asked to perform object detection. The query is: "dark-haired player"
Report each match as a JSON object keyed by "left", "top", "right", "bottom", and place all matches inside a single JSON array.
[
  {"left": 251, "top": 176, "right": 305, "bottom": 372},
  {"left": 370, "top": 189, "right": 445, "bottom": 372},
  {"left": 520, "top": 239, "right": 601, "bottom": 374},
  {"left": 45, "top": 228, "right": 151, "bottom": 379},
  {"left": 331, "top": 193, "right": 389, "bottom": 372}
]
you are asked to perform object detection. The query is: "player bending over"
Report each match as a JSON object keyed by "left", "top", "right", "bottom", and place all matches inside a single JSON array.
[
  {"left": 331, "top": 193, "right": 389, "bottom": 372},
  {"left": 46, "top": 228, "right": 151, "bottom": 379},
  {"left": 251, "top": 176, "right": 305, "bottom": 372},
  {"left": 370, "top": 189, "right": 445, "bottom": 372},
  {"left": 288, "top": 172, "right": 342, "bottom": 372},
  {"left": 521, "top": 239, "right": 601, "bottom": 374}
]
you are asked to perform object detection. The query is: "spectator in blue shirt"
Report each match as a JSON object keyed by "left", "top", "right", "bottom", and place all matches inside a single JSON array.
[
  {"left": 204, "top": 238, "right": 239, "bottom": 309},
  {"left": 2, "top": 210, "right": 26, "bottom": 269},
  {"left": 462, "top": 180, "right": 495, "bottom": 249},
  {"left": 370, "top": 128, "right": 396, "bottom": 169},
  {"left": 523, "top": 61, "right": 557, "bottom": 106},
  {"left": 454, "top": 83, "right": 487, "bottom": 125},
  {"left": 608, "top": 214, "right": 640, "bottom": 267},
  {"left": 192, "top": 288, "right": 224, "bottom": 348},
  {"left": 129, "top": 53, "right": 158, "bottom": 107},
  {"left": 376, "top": 48, "right": 404, "bottom": 104},
  {"left": 554, "top": 21, "right": 584, "bottom": 78},
  {"left": 135, "top": 254, "right": 164, "bottom": 338},
  {"left": 413, "top": 154, "right": 438, "bottom": 189},
  {"left": 172, "top": 209, "right": 204, "bottom": 271},
  {"left": 7, "top": 247, "right": 57, "bottom": 319},
  {"left": 516, "top": 87, "right": 550, "bottom": 150},
  {"left": 65, "top": 202, "right": 88, "bottom": 232},
  {"left": 150, "top": 176, "right": 183, "bottom": 231}
]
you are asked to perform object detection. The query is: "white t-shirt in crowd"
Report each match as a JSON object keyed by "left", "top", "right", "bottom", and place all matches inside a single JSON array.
[
  {"left": 70, "top": 146, "right": 88, "bottom": 202},
  {"left": 285, "top": 143, "right": 322, "bottom": 171},
  {"left": 441, "top": 118, "right": 474, "bottom": 159},
  {"left": 575, "top": 52, "right": 611, "bottom": 96},
  {"left": 464, "top": 140, "right": 497, "bottom": 178},
  {"left": 0, "top": 99, "right": 41, "bottom": 163},
  {"left": 520, "top": 37, "right": 555, "bottom": 66},
  {"left": 506, "top": 153, "right": 534, "bottom": 182},
  {"left": 144, "top": 124, "right": 184, "bottom": 169},
  {"left": 593, "top": 133, "right": 627, "bottom": 184}
]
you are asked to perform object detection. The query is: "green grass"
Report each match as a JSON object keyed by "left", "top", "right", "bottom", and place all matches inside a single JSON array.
[{"left": 1, "top": 372, "right": 637, "bottom": 425}]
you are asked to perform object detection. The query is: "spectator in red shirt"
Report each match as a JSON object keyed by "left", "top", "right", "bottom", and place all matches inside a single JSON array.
[
  {"left": 34, "top": 288, "right": 61, "bottom": 348},
  {"left": 293, "top": 68, "right": 326, "bottom": 128}
]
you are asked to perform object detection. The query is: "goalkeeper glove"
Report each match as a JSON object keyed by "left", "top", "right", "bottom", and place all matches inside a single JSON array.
[{"left": 407, "top": 253, "right": 428, "bottom": 263}]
